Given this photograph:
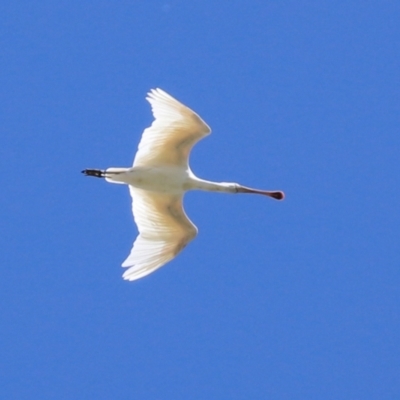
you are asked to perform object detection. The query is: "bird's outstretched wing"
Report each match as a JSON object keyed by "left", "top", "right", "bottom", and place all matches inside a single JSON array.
[
  {"left": 122, "top": 187, "right": 198, "bottom": 281},
  {"left": 133, "top": 88, "right": 211, "bottom": 168}
]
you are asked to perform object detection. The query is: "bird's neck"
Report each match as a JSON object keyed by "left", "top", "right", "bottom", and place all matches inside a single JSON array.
[{"left": 191, "top": 177, "right": 237, "bottom": 193}]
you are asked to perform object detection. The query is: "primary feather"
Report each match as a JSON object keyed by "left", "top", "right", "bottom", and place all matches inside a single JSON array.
[
  {"left": 122, "top": 188, "right": 197, "bottom": 281},
  {"left": 133, "top": 88, "right": 211, "bottom": 168}
]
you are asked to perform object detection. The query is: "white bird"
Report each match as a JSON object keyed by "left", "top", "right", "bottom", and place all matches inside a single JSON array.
[{"left": 83, "top": 89, "right": 284, "bottom": 281}]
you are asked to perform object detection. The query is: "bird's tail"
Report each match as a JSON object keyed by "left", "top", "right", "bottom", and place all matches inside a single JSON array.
[{"left": 104, "top": 168, "right": 129, "bottom": 184}]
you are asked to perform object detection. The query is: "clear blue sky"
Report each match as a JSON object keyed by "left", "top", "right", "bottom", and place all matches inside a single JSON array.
[{"left": 1, "top": 1, "right": 399, "bottom": 399}]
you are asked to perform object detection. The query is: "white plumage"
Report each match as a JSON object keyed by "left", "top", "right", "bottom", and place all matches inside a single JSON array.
[{"left": 83, "top": 89, "right": 284, "bottom": 281}]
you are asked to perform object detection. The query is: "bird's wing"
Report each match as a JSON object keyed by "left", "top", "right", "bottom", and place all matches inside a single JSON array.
[
  {"left": 122, "top": 187, "right": 198, "bottom": 281},
  {"left": 133, "top": 88, "right": 211, "bottom": 168}
]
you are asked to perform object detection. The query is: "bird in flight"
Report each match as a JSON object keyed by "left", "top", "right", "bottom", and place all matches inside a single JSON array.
[{"left": 83, "top": 89, "right": 284, "bottom": 281}]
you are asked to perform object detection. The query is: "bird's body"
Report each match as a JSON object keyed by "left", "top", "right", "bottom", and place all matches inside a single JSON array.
[
  {"left": 83, "top": 89, "right": 284, "bottom": 281},
  {"left": 103, "top": 166, "right": 238, "bottom": 194},
  {"left": 105, "top": 165, "right": 192, "bottom": 193}
]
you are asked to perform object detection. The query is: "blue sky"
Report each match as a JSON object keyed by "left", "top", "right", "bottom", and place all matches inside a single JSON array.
[{"left": 1, "top": 1, "right": 399, "bottom": 399}]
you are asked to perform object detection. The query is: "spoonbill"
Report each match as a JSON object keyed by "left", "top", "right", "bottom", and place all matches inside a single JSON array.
[{"left": 83, "top": 89, "right": 284, "bottom": 281}]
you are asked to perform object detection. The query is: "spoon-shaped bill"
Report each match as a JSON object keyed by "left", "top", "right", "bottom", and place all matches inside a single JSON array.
[{"left": 237, "top": 185, "right": 285, "bottom": 200}]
